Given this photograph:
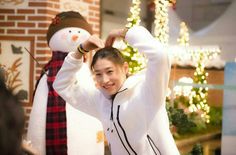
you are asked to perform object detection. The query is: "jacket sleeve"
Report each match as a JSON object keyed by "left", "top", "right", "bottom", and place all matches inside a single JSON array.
[
  {"left": 125, "top": 26, "right": 171, "bottom": 109},
  {"left": 53, "top": 53, "right": 101, "bottom": 119}
]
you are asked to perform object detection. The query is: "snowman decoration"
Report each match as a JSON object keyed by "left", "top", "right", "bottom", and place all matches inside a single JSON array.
[{"left": 27, "top": 11, "right": 104, "bottom": 155}]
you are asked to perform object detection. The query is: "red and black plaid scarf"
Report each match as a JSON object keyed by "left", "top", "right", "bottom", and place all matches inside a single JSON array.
[{"left": 41, "top": 51, "right": 68, "bottom": 155}]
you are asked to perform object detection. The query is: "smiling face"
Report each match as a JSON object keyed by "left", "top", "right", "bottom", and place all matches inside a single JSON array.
[{"left": 93, "top": 58, "right": 128, "bottom": 96}]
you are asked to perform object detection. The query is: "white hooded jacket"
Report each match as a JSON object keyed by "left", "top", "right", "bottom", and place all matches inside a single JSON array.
[{"left": 53, "top": 26, "right": 180, "bottom": 155}]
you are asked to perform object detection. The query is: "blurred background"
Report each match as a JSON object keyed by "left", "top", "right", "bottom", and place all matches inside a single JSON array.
[{"left": 1, "top": 0, "right": 236, "bottom": 154}]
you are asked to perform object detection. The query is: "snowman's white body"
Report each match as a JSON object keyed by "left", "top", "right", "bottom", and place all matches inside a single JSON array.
[{"left": 27, "top": 27, "right": 104, "bottom": 155}]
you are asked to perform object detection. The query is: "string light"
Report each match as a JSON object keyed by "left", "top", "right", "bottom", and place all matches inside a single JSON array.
[
  {"left": 154, "top": 0, "right": 169, "bottom": 44},
  {"left": 120, "top": 0, "right": 176, "bottom": 74},
  {"left": 120, "top": 0, "right": 147, "bottom": 74},
  {"left": 173, "top": 77, "right": 193, "bottom": 97},
  {"left": 168, "top": 46, "right": 221, "bottom": 65},
  {"left": 177, "top": 22, "right": 189, "bottom": 46},
  {"left": 126, "top": 0, "right": 141, "bottom": 29},
  {"left": 188, "top": 48, "right": 221, "bottom": 123},
  {"left": 152, "top": 0, "right": 214, "bottom": 124},
  {"left": 169, "top": 46, "right": 221, "bottom": 123}
]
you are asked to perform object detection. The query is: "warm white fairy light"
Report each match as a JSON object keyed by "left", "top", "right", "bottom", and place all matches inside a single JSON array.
[
  {"left": 154, "top": 0, "right": 169, "bottom": 44},
  {"left": 169, "top": 46, "right": 221, "bottom": 123},
  {"left": 188, "top": 47, "right": 221, "bottom": 65},
  {"left": 118, "top": 0, "right": 147, "bottom": 74},
  {"left": 168, "top": 46, "right": 221, "bottom": 64},
  {"left": 189, "top": 49, "right": 213, "bottom": 123},
  {"left": 126, "top": 0, "right": 141, "bottom": 29},
  {"left": 177, "top": 22, "right": 189, "bottom": 46},
  {"left": 173, "top": 77, "right": 193, "bottom": 97}
]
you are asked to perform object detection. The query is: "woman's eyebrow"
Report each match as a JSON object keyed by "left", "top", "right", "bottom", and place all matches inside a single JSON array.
[{"left": 94, "top": 67, "right": 113, "bottom": 72}]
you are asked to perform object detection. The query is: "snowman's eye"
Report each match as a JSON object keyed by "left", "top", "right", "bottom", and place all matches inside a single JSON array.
[
  {"left": 69, "top": 30, "right": 72, "bottom": 33},
  {"left": 78, "top": 31, "right": 80, "bottom": 33}
]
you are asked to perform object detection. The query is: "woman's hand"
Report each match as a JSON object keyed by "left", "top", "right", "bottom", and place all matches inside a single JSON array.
[
  {"left": 105, "top": 28, "right": 128, "bottom": 47},
  {"left": 73, "top": 35, "right": 104, "bottom": 59},
  {"left": 82, "top": 35, "right": 105, "bottom": 51}
]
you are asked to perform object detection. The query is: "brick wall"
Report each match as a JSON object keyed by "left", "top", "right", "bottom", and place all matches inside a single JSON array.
[{"left": 0, "top": 0, "right": 100, "bottom": 132}]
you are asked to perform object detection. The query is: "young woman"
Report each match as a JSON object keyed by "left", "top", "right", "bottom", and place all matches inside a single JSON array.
[{"left": 53, "top": 26, "right": 180, "bottom": 155}]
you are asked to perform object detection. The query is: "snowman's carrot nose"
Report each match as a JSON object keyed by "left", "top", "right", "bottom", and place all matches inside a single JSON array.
[{"left": 72, "top": 35, "right": 78, "bottom": 41}]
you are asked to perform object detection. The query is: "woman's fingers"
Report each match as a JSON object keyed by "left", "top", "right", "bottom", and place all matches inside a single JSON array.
[
  {"left": 105, "top": 28, "right": 127, "bottom": 47},
  {"left": 105, "top": 29, "right": 118, "bottom": 47},
  {"left": 90, "top": 35, "right": 104, "bottom": 48},
  {"left": 105, "top": 35, "right": 115, "bottom": 47},
  {"left": 82, "top": 28, "right": 128, "bottom": 51},
  {"left": 82, "top": 35, "right": 104, "bottom": 51},
  {"left": 98, "top": 38, "right": 105, "bottom": 48}
]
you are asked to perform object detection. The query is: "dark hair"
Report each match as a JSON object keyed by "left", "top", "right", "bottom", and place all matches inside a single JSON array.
[
  {"left": 90, "top": 47, "right": 125, "bottom": 70},
  {"left": 0, "top": 80, "right": 25, "bottom": 155}
]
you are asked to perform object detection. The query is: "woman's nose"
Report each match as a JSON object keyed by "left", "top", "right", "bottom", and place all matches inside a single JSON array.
[{"left": 101, "top": 74, "right": 109, "bottom": 84}]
